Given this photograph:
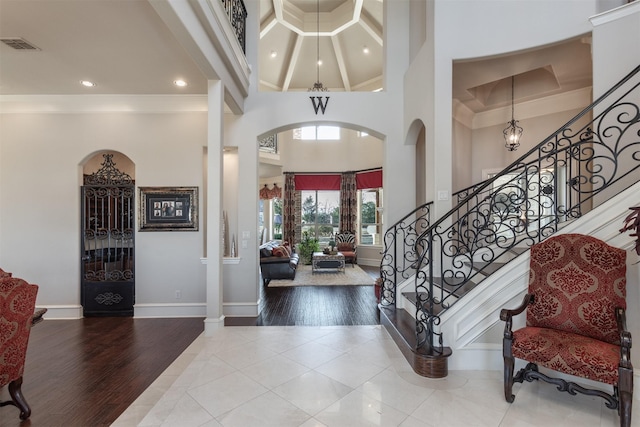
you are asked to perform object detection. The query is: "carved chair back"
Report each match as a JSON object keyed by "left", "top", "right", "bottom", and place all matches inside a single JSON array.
[
  {"left": 335, "top": 232, "right": 356, "bottom": 250},
  {"left": 527, "top": 233, "right": 626, "bottom": 345}
]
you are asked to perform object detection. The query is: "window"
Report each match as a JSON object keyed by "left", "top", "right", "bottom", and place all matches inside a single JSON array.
[
  {"left": 258, "top": 199, "right": 264, "bottom": 236},
  {"left": 293, "top": 126, "right": 340, "bottom": 141},
  {"left": 272, "top": 198, "right": 283, "bottom": 240},
  {"left": 359, "top": 188, "right": 383, "bottom": 245},
  {"left": 300, "top": 190, "right": 340, "bottom": 245}
]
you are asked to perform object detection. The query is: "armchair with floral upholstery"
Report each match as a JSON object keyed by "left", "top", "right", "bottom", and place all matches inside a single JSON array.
[
  {"left": 0, "top": 277, "right": 39, "bottom": 420},
  {"left": 500, "top": 233, "right": 633, "bottom": 427},
  {"left": 335, "top": 232, "right": 357, "bottom": 267}
]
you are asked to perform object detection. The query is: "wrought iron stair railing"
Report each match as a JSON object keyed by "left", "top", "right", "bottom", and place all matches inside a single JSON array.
[
  {"left": 380, "top": 202, "right": 433, "bottom": 305},
  {"left": 380, "top": 63, "right": 640, "bottom": 355}
]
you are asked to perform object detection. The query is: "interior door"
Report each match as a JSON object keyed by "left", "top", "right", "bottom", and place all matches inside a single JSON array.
[{"left": 81, "top": 154, "right": 135, "bottom": 316}]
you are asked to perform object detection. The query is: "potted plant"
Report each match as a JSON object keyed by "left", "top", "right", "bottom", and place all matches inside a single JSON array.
[
  {"left": 298, "top": 231, "right": 320, "bottom": 264},
  {"left": 328, "top": 239, "right": 336, "bottom": 254},
  {"left": 620, "top": 206, "right": 640, "bottom": 255}
]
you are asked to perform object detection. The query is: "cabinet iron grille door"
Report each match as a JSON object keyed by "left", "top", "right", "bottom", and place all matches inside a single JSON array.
[{"left": 81, "top": 154, "right": 135, "bottom": 316}]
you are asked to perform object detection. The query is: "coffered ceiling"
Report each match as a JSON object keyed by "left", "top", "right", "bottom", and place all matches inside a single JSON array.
[{"left": 258, "top": 0, "right": 384, "bottom": 91}]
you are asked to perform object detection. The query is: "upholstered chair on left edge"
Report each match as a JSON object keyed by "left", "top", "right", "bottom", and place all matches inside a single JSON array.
[{"left": 0, "top": 277, "right": 39, "bottom": 420}]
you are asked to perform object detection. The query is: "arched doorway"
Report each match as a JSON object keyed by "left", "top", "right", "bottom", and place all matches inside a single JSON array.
[{"left": 254, "top": 123, "right": 384, "bottom": 325}]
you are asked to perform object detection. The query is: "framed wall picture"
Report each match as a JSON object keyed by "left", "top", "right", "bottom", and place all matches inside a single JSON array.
[{"left": 138, "top": 187, "right": 198, "bottom": 231}]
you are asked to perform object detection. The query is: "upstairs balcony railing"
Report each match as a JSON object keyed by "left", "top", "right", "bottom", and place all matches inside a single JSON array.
[
  {"left": 221, "top": 0, "right": 247, "bottom": 53},
  {"left": 380, "top": 64, "right": 640, "bottom": 355}
]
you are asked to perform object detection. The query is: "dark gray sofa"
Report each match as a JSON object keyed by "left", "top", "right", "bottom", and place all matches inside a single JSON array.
[{"left": 259, "top": 241, "right": 299, "bottom": 286}]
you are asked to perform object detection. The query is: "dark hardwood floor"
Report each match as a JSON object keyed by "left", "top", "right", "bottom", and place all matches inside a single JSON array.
[
  {"left": 257, "top": 284, "right": 380, "bottom": 325},
  {"left": 227, "top": 264, "right": 381, "bottom": 326},
  {"left": 0, "top": 317, "right": 204, "bottom": 427},
  {"left": 0, "top": 265, "right": 380, "bottom": 426}
]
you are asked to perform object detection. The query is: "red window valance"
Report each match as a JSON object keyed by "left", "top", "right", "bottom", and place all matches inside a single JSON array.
[
  {"left": 356, "top": 169, "right": 382, "bottom": 189},
  {"left": 294, "top": 174, "right": 341, "bottom": 190}
]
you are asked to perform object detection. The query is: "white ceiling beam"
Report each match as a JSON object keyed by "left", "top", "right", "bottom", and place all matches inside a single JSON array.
[
  {"left": 272, "top": 0, "right": 285, "bottom": 21},
  {"left": 352, "top": 75, "right": 383, "bottom": 91},
  {"left": 331, "top": 35, "right": 351, "bottom": 92},
  {"left": 359, "top": 10, "right": 382, "bottom": 46},
  {"left": 259, "top": 80, "right": 282, "bottom": 91},
  {"left": 282, "top": 34, "right": 304, "bottom": 92},
  {"left": 260, "top": 12, "right": 278, "bottom": 39}
]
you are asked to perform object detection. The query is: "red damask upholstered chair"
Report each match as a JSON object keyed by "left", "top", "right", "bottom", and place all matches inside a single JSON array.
[
  {"left": 0, "top": 268, "right": 12, "bottom": 278},
  {"left": 501, "top": 233, "right": 632, "bottom": 427},
  {"left": 0, "top": 277, "right": 39, "bottom": 420},
  {"left": 335, "top": 232, "right": 357, "bottom": 267}
]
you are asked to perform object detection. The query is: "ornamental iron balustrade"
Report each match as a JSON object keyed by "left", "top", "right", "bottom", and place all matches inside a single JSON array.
[
  {"left": 220, "top": 0, "right": 247, "bottom": 53},
  {"left": 380, "top": 202, "right": 433, "bottom": 306},
  {"left": 380, "top": 64, "right": 640, "bottom": 354},
  {"left": 259, "top": 134, "right": 278, "bottom": 154}
]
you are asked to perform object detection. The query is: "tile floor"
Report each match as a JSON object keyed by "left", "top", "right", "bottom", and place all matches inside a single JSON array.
[{"left": 112, "top": 325, "right": 637, "bottom": 427}]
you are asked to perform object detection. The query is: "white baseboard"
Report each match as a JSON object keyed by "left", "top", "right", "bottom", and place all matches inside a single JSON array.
[
  {"left": 357, "top": 258, "right": 381, "bottom": 267},
  {"left": 37, "top": 303, "right": 207, "bottom": 319},
  {"left": 133, "top": 303, "right": 206, "bottom": 318},
  {"left": 223, "top": 301, "right": 259, "bottom": 317},
  {"left": 36, "top": 305, "right": 83, "bottom": 319}
]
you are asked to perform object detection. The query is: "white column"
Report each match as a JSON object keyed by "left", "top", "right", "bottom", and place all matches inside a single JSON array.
[{"left": 204, "top": 79, "right": 225, "bottom": 334}]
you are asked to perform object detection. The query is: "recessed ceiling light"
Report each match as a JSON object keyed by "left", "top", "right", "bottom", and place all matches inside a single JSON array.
[
  {"left": 317, "top": 59, "right": 323, "bottom": 66},
  {"left": 363, "top": 46, "right": 370, "bottom": 54},
  {"left": 270, "top": 50, "right": 277, "bottom": 58},
  {"left": 80, "top": 80, "right": 96, "bottom": 87},
  {"left": 174, "top": 79, "right": 188, "bottom": 87}
]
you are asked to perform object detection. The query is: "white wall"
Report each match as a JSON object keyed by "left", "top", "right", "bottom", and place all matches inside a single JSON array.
[
  {"left": 451, "top": 118, "right": 472, "bottom": 192},
  {"left": 406, "top": 0, "right": 640, "bottom": 374},
  {"left": 406, "top": 0, "right": 597, "bottom": 219},
  {"left": 218, "top": 0, "right": 412, "bottom": 317},
  {"left": 3, "top": 0, "right": 636, "bottom": 326},
  {"left": 591, "top": 1, "right": 640, "bottom": 204},
  {"left": 0, "top": 111, "right": 207, "bottom": 317},
  {"left": 279, "top": 129, "right": 383, "bottom": 173},
  {"left": 470, "top": 108, "right": 590, "bottom": 183}
]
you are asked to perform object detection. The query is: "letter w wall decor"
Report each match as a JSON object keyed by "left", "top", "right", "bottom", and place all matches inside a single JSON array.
[{"left": 310, "top": 96, "right": 330, "bottom": 115}]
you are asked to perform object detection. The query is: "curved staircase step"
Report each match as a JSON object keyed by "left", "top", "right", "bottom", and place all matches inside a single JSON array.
[{"left": 380, "top": 305, "right": 452, "bottom": 378}]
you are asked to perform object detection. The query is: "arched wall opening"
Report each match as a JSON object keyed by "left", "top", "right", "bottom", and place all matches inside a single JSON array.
[{"left": 254, "top": 121, "right": 385, "bottom": 268}]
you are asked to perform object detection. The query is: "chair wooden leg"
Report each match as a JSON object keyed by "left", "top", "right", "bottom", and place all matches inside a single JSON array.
[
  {"left": 503, "top": 339, "right": 515, "bottom": 403},
  {"left": 618, "top": 366, "right": 633, "bottom": 427},
  {"left": 8, "top": 376, "right": 31, "bottom": 420}
]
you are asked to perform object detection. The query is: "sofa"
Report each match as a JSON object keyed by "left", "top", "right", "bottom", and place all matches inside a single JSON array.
[{"left": 259, "top": 241, "right": 299, "bottom": 286}]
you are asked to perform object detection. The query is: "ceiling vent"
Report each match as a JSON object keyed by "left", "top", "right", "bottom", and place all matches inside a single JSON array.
[{"left": 1, "top": 38, "right": 40, "bottom": 50}]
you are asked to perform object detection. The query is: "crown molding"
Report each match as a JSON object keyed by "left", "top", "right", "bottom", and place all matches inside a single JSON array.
[{"left": 0, "top": 94, "right": 209, "bottom": 114}]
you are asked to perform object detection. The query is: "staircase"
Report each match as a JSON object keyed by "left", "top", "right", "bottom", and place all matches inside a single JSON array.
[{"left": 379, "top": 64, "right": 640, "bottom": 378}]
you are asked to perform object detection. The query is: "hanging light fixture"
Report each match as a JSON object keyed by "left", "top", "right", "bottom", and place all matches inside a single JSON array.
[
  {"left": 503, "top": 75, "right": 523, "bottom": 151},
  {"left": 308, "top": 0, "right": 328, "bottom": 92}
]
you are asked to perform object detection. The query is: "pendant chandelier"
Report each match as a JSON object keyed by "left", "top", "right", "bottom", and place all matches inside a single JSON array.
[
  {"left": 308, "top": 0, "right": 328, "bottom": 92},
  {"left": 503, "top": 75, "right": 523, "bottom": 151}
]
